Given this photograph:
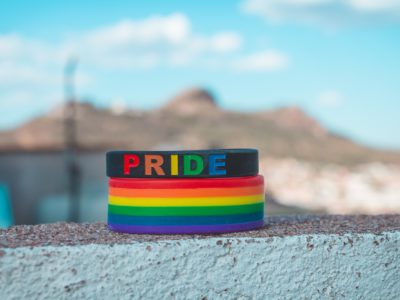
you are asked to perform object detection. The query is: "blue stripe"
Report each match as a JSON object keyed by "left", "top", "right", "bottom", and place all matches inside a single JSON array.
[{"left": 108, "top": 212, "right": 263, "bottom": 226}]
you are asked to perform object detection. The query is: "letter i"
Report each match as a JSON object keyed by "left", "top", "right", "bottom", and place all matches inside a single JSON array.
[{"left": 171, "top": 155, "right": 178, "bottom": 176}]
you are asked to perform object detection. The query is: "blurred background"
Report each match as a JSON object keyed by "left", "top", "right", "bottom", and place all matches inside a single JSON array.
[{"left": 1, "top": 0, "right": 400, "bottom": 226}]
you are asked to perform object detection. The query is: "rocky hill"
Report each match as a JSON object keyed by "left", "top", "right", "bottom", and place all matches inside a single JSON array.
[{"left": 1, "top": 87, "right": 399, "bottom": 165}]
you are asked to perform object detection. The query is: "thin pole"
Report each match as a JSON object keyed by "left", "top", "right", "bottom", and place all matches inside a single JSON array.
[{"left": 64, "top": 57, "right": 81, "bottom": 222}]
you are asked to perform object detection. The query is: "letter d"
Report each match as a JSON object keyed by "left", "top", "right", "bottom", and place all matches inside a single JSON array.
[{"left": 183, "top": 155, "right": 204, "bottom": 176}]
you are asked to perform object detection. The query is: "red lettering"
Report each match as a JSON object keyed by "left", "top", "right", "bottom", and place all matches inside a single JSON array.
[{"left": 123, "top": 154, "right": 140, "bottom": 175}]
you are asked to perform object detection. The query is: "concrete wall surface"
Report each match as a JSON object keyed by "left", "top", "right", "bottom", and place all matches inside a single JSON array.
[{"left": 1, "top": 216, "right": 399, "bottom": 300}]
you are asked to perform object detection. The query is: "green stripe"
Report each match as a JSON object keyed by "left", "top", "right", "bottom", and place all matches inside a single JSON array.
[{"left": 108, "top": 203, "right": 264, "bottom": 216}]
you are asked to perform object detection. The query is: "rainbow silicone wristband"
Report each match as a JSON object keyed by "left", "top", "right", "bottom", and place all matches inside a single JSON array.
[
  {"left": 106, "top": 149, "right": 258, "bottom": 178},
  {"left": 107, "top": 175, "right": 265, "bottom": 234}
]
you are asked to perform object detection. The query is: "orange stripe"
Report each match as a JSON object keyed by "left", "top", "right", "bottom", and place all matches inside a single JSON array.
[{"left": 109, "top": 185, "right": 264, "bottom": 198}]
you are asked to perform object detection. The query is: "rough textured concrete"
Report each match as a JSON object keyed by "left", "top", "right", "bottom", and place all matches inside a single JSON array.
[
  {"left": 1, "top": 215, "right": 399, "bottom": 300},
  {"left": 2, "top": 215, "right": 400, "bottom": 248}
]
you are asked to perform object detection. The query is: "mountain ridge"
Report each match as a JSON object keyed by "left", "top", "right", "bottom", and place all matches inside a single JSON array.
[{"left": 1, "top": 87, "right": 399, "bottom": 165}]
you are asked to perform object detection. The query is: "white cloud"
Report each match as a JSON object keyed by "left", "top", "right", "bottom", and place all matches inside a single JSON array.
[
  {"left": 0, "top": 13, "right": 244, "bottom": 75},
  {"left": 66, "top": 14, "right": 242, "bottom": 69},
  {"left": 207, "top": 32, "right": 242, "bottom": 53},
  {"left": 350, "top": 0, "right": 400, "bottom": 12},
  {"left": 1, "top": 91, "right": 37, "bottom": 108},
  {"left": 0, "top": 89, "right": 63, "bottom": 128},
  {"left": 233, "top": 50, "right": 289, "bottom": 71},
  {"left": 242, "top": 0, "right": 400, "bottom": 27},
  {"left": 0, "top": 11, "right": 288, "bottom": 120},
  {"left": 0, "top": 12, "right": 284, "bottom": 86},
  {"left": 0, "top": 62, "right": 56, "bottom": 86},
  {"left": 0, "top": 33, "right": 89, "bottom": 128},
  {"left": 0, "top": 33, "right": 92, "bottom": 88},
  {"left": 83, "top": 13, "right": 190, "bottom": 49},
  {"left": 0, "top": 13, "right": 245, "bottom": 80},
  {"left": 166, "top": 32, "right": 242, "bottom": 67},
  {"left": 0, "top": 34, "right": 64, "bottom": 66},
  {"left": 317, "top": 90, "right": 343, "bottom": 107}
]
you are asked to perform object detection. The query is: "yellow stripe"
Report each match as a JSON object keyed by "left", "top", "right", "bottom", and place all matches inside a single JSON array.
[{"left": 109, "top": 194, "right": 264, "bottom": 207}]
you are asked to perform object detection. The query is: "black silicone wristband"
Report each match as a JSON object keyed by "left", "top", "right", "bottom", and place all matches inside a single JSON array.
[{"left": 106, "top": 149, "right": 259, "bottom": 178}]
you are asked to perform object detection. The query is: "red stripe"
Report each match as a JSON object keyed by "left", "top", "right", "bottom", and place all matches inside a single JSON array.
[{"left": 109, "top": 175, "right": 264, "bottom": 189}]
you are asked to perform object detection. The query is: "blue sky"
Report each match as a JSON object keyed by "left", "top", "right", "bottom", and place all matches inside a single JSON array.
[{"left": 1, "top": 0, "right": 400, "bottom": 149}]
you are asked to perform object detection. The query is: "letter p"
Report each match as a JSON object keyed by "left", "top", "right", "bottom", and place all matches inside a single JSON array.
[{"left": 123, "top": 154, "right": 140, "bottom": 175}]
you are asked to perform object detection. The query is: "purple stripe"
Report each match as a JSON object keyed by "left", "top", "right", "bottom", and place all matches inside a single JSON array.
[{"left": 108, "top": 220, "right": 264, "bottom": 234}]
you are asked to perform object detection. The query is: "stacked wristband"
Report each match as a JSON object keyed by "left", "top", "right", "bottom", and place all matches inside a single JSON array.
[{"left": 107, "top": 149, "right": 264, "bottom": 234}]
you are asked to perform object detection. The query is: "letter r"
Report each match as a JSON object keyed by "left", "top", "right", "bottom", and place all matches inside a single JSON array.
[{"left": 145, "top": 155, "right": 165, "bottom": 176}]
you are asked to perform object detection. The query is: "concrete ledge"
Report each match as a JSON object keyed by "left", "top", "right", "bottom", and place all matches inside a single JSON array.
[{"left": 1, "top": 215, "right": 400, "bottom": 299}]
